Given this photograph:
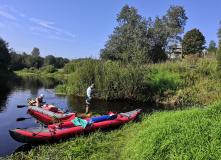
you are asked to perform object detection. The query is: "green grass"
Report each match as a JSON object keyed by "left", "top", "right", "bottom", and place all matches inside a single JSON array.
[
  {"left": 123, "top": 104, "right": 221, "bottom": 159},
  {"left": 4, "top": 102, "right": 221, "bottom": 160}
]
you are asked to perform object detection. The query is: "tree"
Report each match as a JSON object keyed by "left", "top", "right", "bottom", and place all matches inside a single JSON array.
[
  {"left": 216, "top": 21, "right": 221, "bottom": 75},
  {"left": 217, "top": 20, "right": 221, "bottom": 39},
  {"left": 100, "top": 5, "right": 150, "bottom": 63},
  {"left": 55, "top": 57, "right": 70, "bottom": 68},
  {"left": 30, "top": 47, "right": 43, "bottom": 68},
  {"left": 148, "top": 5, "right": 187, "bottom": 63},
  {"left": 9, "top": 51, "right": 25, "bottom": 71},
  {"left": 216, "top": 40, "right": 221, "bottom": 75},
  {"left": 31, "top": 47, "right": 40, "bottom": 58},
  {"left": 30, "top": 56, "right": 44, "bottom": 68},
  {"left": 0, "top": 37, "right": 11, "bottom": 70},
  {"left": 44, "top": 55, "right": 56, "bottom": 66},
  {"left": 207, "top": 40, "right": 217, "bottom": 55},
  {"left": 182, "top": 28, "right": 206, "bottom": 55},
  {"left": 100, "top": 5, "right": 187, "bottom": 63}
]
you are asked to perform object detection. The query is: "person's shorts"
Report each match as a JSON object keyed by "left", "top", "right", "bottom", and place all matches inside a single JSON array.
[{"left": 86, "top": 98, "right": 92, "bottom": 108}]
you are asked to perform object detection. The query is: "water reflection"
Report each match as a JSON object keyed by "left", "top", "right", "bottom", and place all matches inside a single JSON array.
[
  {"left": 0, "top": 75, "right": 60, "bottom": 113},
  {"left": 15, "top": 76, "right": 60, "bottom": 91},
  {"left": 0, "top": 77, "right": 13, "bottom": 113}
]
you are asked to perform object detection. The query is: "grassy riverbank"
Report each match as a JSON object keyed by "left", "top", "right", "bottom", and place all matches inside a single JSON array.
[
  {"left": 15, "top": 56, "right": 221, "bottom": 106},
  {"left": 57, "top": 57, "right": 220, "bottom": 105},
  {"left": 4, "top": 102, "right": 221, "bottom": 160}
]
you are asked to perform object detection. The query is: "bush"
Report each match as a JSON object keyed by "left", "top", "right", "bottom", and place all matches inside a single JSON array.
[
  {"left": 43, "top": 65, "right": 57, "bottom": 74},
  {"left": 185, "top": 53, "right": 200, "bottom": 64},
  {"left": 148, "top": 70, "right": 180, "bottom": 100},
  {"left": 21, "top": 68, "right": 29, "bottom": 72},
  {"left": 29, "top": 67, "right": 36, "bottom": 73},
  {"left": 55, "top": 84, "right": 67, "bottom": 93},
  {"left": 216, "top": 40, "right": 221, "bottom": 76},
  {"left": 63, "top": 61, "right": 77, "bottom": 74}
]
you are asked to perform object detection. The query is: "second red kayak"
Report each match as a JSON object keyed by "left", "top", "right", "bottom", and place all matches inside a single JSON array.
[{"left": 27, "top": 105, "right": 76, "bottom": 124}]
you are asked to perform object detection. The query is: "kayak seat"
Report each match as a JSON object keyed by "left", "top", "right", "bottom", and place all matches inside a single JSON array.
[
  {"left": 42, "top": 106, "right": 58, "bottom": 112},
  {"left": 120, "top": 109, "right": 141, "bottom": 118}
]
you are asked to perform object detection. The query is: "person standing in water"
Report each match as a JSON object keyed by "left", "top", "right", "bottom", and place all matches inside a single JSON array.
[{"left": 85, "top": 84, "right": 95, "bottom": 114}]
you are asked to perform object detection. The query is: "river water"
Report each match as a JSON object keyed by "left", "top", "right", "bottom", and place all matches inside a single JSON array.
[{"left": 0, "top": 75, "right": 167, "bottom": 157}]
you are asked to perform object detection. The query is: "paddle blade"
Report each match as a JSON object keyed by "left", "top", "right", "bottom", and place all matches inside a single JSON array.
[
  {"left": 16, "top": 117, "right": 31, "bottom": 122},
  {"left": 17, "top": 105, "right": 27, "bottom": 108}
]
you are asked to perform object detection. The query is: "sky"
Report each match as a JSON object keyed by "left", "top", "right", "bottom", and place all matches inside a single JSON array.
[{"left": 0, "top": 0, "right": 220, "bottom": 60}]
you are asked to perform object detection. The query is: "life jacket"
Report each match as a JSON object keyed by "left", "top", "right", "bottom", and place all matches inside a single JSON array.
[{"left": 28, "top": 100, "right": 36, "bottom": 105}]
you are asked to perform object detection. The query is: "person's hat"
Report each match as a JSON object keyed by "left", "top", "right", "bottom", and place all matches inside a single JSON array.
[
  {"left": 91, "top": 84, "right": 95, "bottom": 87},
  {"left": 40, "top": 94, "right": 44, "bottom": 98}
]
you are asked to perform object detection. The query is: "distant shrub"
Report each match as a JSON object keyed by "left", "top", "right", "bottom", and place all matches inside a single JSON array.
[
  {"left": 29, "top": 67, "right": 36, "bottom": 73},
  {"left": 39, "top": 66, "right": 46, "bottom": 72},
  {"left": 21, "top": 68, "right": 29, "bottom": 72},
  {"left": 63, "top": 61, "right": 77, "bottom": 74},
  {"left": 185, "top": 53, "right": 200, "bottom": 64},
  {"left": 55, "top": 84, "right": 67, "bottom": 93},
  {"left": 43, "top": 65, "right": 57, "bottom": 74}
]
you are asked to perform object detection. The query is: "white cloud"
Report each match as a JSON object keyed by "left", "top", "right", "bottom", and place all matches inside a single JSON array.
[
  {"left": 9, "top": 6, "right": 26, "bottom": 18},
  {"left": 0, "top": 10, "right": 15, "bottom": 20},
  {"left": 65, "top": 32, "right": 76, "bottom": 38},
  {"left": 30, "top": 18, "right": 76, "bottom": 39},
  {"left": 30, "top": 26, "right": 49, "bottom": 33},
  {"left": 30, "top": 18, "right": 60, "bottom": 31},
  {"left": 0, "top": 5, "right": 25, "bottom": 18}
]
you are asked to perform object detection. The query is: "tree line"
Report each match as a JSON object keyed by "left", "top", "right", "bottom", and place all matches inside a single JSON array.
[{"left": 0, "top": 40, "right": 70, "bottom": 72}]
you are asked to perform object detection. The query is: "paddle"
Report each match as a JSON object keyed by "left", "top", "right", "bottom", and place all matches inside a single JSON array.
[
  {"left": 17, "top": 105, "right": 28, "bottom": 108},
  {"left": 17, "top": 102, "right": 46, "bottom": 108},
  {"left": 16, "top": 117, "right": 32, "bottom": 122}
]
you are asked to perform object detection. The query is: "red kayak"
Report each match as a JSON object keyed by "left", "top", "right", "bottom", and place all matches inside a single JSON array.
[
  {"left": 27, "top": 105, "right": 76, "bottom": 124},
  {"left": 10, "top": 109, "right": 141, "bottom": 143}
]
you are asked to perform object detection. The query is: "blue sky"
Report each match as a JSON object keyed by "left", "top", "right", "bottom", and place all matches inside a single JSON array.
[{"left": 0, "top": 0, "right": 220, "bottom": 60}]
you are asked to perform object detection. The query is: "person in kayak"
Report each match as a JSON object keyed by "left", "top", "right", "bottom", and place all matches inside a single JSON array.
[
  {"left": 36, "top": 94, "right": 44, "bottom": 107},
  {"left": 86, "top": 84, "right": 95, "bottom": 115}
]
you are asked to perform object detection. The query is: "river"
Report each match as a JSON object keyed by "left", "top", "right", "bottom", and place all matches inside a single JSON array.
[{"left": 0, "top": 75, "right": 167, "bottom": 157}]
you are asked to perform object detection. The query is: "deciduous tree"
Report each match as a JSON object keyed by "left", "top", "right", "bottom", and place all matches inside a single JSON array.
[
  {"left": 100, "top": 4, "right": 150, "bottom": 63},
  {"left": 0, "top": 38, "right": 11, "bottom": 70},
  {"left": 148, "top": 5, "right": 187, "bottom": 63},
  {"left": 216, "top": 21, "right": 221, "bottom": 75},
  {"left": 207, "top": 40, "right": 217, "bottom": 55},
  {"left": 217, "top": 20, "right": 221, "bottom": 39},
  {"left": 100, "top": 5, "right": 187, "bottom": 63},
  {"left": 9, "top": 51, "right": 25, "bottom": 71},
  {"left": 182, "top": 28, "right": 206, "bottom": 55},
  {"left": 31, "top": 47, "right": 40, "bottom": 58},
  {"left": 44, "top": 55, "right": 56, "bottom": 66}
]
